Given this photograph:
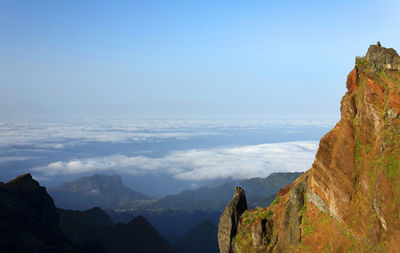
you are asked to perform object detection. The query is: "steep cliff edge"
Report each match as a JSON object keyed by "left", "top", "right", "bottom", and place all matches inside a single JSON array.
[
  {"left": 0, "top": 174, "right": 77, "bottom": 252},
  {"left": 218, "top": 187, "right": 248, "bottom": 253},
  {"left": 220, "top": 43, "right": 400, "bottom": 252}
]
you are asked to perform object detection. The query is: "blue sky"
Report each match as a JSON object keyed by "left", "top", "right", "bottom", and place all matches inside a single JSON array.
[{"left": 1, "top": 0, "right": 399, "bottom": 119}]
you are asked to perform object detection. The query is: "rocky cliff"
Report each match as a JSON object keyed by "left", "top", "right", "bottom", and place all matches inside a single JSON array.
[
  {"left": 218, "top": 187, "right": 247, "bottom": 253},
  {"left": 220, "top": 43, "right": 400, "bottom": 252},
  {"left": 0, "top": 174, "right": 77, "bottom": 252}
]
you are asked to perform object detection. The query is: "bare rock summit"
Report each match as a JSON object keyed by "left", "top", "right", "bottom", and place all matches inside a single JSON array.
[{"left": 217, "top": 186, "right": 247, "bottom": 253}]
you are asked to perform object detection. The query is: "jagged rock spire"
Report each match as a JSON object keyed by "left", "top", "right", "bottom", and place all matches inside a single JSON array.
[{"left": 218, "top": 186, "right": 247, "bottom": 253}]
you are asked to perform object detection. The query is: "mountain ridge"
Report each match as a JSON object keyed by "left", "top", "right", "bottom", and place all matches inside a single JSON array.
[
  {"left": 49, "top": 174, "right": 151, "bottom": 210},
  {"left": 155, "top": 172, "right": 303, "bottom": 211},
  {"left": 0, "top": 173, "right": 175, "bottom": 253},
  {"left": 49, "top": 172, "right": 302, "bottom": 212}
]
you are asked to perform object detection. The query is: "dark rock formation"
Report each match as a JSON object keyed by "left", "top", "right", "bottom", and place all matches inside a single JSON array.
[
  {"left": 175, "top": 220, "right": 219, "bottom": 253},
  {"left": 0, "top": 173, "right": 173, "bottom": 253},
  {"left": 58, "top": 207, "right": 114, "bottom": 229},
  {"left": 0, "top": 173, "right": 77, "bottom": 252},
  {"left": 57, "top": 207, "right": 114, "bottom": 252},
  {"left": 283, "top": 176, "right": 307, "bottom": 245},
  {"left": 95, "top": 216, "right": 173, "bottom": 253},
  {"left": 366, "top": 41, "right": 400, "bottom": 72},
  {"left": 218, "top": 187, "right": 247, "bottom": 253},
  {"left": 58, "top": 207, "right": 174, "bottom": 253}
]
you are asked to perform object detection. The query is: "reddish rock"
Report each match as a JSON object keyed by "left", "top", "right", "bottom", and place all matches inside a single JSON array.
[
  {"left": 276, "top": 184, "right": 291, "bottom": 198},
  {"left": 231, "top": 44, "right": 400, "bottom": 252},
  {"left": 346, "top": 68, "right": 358, "bottom": 93}
]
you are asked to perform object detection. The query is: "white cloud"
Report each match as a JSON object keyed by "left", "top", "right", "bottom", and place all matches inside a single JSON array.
[
  {"left": 33, "top": 141, "right": 318, "bottom": 181},
  {"left": 0, "top": 119, "right": 335, "bottom": 149},
  {"left": 0, "top": 156, "right": 36, "bottom": 163}
]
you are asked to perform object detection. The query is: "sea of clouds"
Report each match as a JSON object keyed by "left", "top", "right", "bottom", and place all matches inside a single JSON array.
[
  {"left": 0, "top": 119, "right": 333, "bottom": 181},
  {"left": 33, "top": 141, "right": 318, "bottom": 180}
]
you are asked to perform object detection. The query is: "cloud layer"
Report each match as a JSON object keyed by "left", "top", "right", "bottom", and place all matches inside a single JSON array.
[
  {"left": 34, "top": 141, "right": 318, "bottom": 181},
  {"left": 0, "top": 119, "right": 334, "bottom": 148}
]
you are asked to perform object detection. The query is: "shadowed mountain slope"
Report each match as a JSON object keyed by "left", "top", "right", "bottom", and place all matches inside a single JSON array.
[
  {"left": 175, "top": 220, "right": 219, "bottom": 253},
  {"left": 58, "top": 208, "right": 173, "bottom": 253},
  {"left": 0, "top": 174, "right": 77, "bottom": 252}
]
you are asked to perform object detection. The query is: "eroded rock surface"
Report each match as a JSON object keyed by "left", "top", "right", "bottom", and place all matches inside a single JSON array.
[
  {"left": 230, "top": 44, "right": 400, "bottom": 252},
  {"left": 218, "top": 187, "right": 247, "bottom": 253},
  {"left": 366, "top": 42, "right": 400, "bottom": 72}
]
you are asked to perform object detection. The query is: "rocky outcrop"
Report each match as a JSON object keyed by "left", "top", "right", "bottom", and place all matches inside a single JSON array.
[
  {"left": 366, "top": 41, "right": 400, "bottom": 72},
  {"left": 230, "top": 44, "right": 400, "bottom": 252},
  {"left": 283, "top": 177, "right": 307, "bottom": 245},
  {"left": 218, "top": 187, "right": 247, "bottom": 253},
  {"left": 0, "top": 174, "right": 77, "bottom": 252}
]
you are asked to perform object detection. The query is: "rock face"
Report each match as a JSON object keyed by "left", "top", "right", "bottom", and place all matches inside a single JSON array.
[
  {"left": 230, "top": 44, "right": 400, "bottom": 252},
  {"left": 0, "top": 174, "right": 77, "bottom": 252},
  {"left": 366, "top": 42, "right": 400, "bottom": 72},
  {"left": 218, "top": 187, "right": 247, "bottom": 253}
]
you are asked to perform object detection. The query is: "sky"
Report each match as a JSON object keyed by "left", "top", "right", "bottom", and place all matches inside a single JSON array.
[{"left": 1, "top": 0, "right": 399, "bottom": 119}]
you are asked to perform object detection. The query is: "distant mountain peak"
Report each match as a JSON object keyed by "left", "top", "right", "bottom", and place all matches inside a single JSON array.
[
  {"left": 49, "top": 174, "right": 150, "bottom": 210},
  {"left": 128, "top": 215, "right": 148, "bottom": 225},
  {"left": 91, "top": 174, "right": 123, "bottom": 184}
]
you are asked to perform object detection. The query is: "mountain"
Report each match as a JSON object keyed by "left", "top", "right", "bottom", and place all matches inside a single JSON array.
[
  {"left": 0, "top": 174, "right": 77, "bottom": 252},
  {"left": 97, "top": 216, "right": 173, "bottom": 253},
  {"left": 155, "top": 172, "right": 302, "bottom": 211},
  {"left": 49, "top": 172, "right": 301, "bottom": 245},
  {"left": 49, "top": 174, "right": 151, "bottom": 210},
  {"left": 58, "top": 207, "right": 114, "bottom": 228},
  {"left": 57, "top": 207, "right": 113, "bottom": 252},
  {"left": 50, "top": 172, "right": 301, "bottom": 212},
  {"left": 102, "top": 172, "right": 301, "bottom": 243},
  {"left": 219, "top": 43, "right": 400, "bottom": 252},
  {"left": 0, "top": 173, "right": 174, "bottom": 253},
  {"left": 175, "top": 220, "right": 219, "bottom": 253},
  {"left": 58, "top": 208, "right": 173, "bottom": 253},
  {"left": 106, "top": 208, "right": 221, "bottom": 244}
]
